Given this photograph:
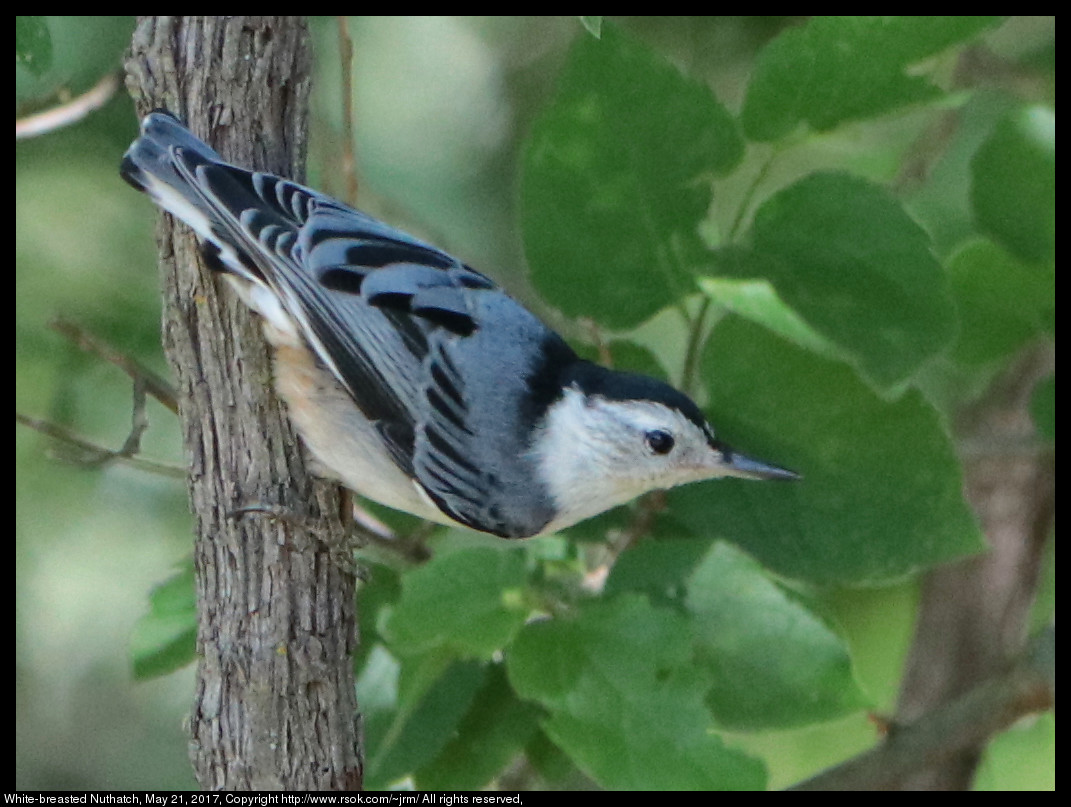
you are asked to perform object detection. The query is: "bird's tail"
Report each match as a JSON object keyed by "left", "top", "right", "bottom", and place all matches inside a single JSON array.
[
  {"left": 120, "top": 109, "right": 314, "bottom": 344},
  {"left": 120, "top": 109, "right": 301, "bottom": 297},
  {"left": 119, "top": 110, "right": 231, "bottom": 233}
]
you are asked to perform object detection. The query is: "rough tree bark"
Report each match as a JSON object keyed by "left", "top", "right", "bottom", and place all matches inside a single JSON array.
[{"left": 124, "top": 16, "right": 362, "bottom": 790}]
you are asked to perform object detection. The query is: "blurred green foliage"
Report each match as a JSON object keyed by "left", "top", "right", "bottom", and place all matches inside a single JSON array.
[{"left": 16, "top": 16, "right": 1054, "bottom": 791}]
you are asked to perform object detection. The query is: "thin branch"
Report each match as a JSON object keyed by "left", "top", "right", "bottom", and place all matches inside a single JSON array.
[
  {"left": 726, "top": 147, "right": 778, "bottom": 243},
  {"left": 680, "top": 294, "right": 712, "bottom": 397},
  {"left": 119, "top": 376, "right": 151, "bottom": 457},
  {"left": 16, "top": 72, "right": 120, "bottom": 140},
  {"left": 51, "top": 317, "right": 178, "bottom": 413},
  {"left": 16, "top": 411, "right": 185, "bottom": 478},
  {"left": 579, "top": 317, "right": 614, "bottom": 367},
  {"left": 583, "top": 490, "right": 667, "bottom": 592},
  {"left": 18, "top": 320, "right": 183, "bottom": 477},
  {"left": 356, "top": 529, "right": 436, "bottom": 568}
]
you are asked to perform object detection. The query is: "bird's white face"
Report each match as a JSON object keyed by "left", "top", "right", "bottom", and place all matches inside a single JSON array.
[
  {"left": 533, "top": 387, "right": 736, "bottom": 531},
  {"left": 533, "top": 385, "right": 797, "bottom": 534}
]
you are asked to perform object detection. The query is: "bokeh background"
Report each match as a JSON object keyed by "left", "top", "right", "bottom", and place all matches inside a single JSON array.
[{"left": 16, "top": 16, "right": 1054, "bottom": 790}]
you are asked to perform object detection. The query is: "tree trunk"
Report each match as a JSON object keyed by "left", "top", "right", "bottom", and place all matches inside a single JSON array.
[{"left": 124, "top": 16, "right": 362, "bottom": 790}]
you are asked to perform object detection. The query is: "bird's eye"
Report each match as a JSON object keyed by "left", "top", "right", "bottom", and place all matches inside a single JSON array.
[{"left": 645, "top": 429, "right": 675, "bottom": 455}]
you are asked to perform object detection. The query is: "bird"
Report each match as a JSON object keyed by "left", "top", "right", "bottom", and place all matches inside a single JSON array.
[{"left": 121, "top": 110, "right": 798, "bottom": 539}]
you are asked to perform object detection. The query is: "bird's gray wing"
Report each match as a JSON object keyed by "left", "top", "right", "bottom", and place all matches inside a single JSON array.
[
  {"left": 316, "top": 247, "right": 571, "bottom": 537},
  {"left": 409, "top": 295, "right": 575, "bottom": 537}
]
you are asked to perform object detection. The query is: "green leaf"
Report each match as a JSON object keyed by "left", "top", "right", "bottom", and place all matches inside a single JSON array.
[
  {"left": 946, "top": 239, "right": 1054, "bottom": 368},
  {"left": 721, "top": 171, "right": 956, "bottom": 391},
  {"left": 16, "top": 16, "right": 52, "bottom": 76},
  {"left": 699, "top": 275, "right": 837, "bottom": 358},
  {"left": 130, "top": 565, "right": 197, "bottom": 680},
  {"left": 666, "top": 317, "right": 983, "bottom": 584},
  {"left": 970, "top": 105, "right": 1055, "bottom": 263},
  {"left": 523, "top": 24, "right": 744, "bottom": 329},
  {"left": 742, "top": 16, "right": 1001, "bottom": 141},
  {"left": 359, "top": 649, "right": 487, "bottom": 789},
  {"left": 607, "top": 338, "right": 670, "bottom": 380},
  {"left": 604, "top": 534, "right": 713, "bottom": 603},
  {"left": 686, "top": 543, "right": 867, "bottom": 729},
  {"left": 508, "top": 595, "right": 766, "bottom": 790},
  {"left": 415, "top": 664, "right": 542, "bottom": 790},
  {"left": 384, "top": 547, "right": 528, "bottom": 658},
  {"left": 353, "top": 560, "right": 402, "bottom": 672},
  {"left": 525, "top": 729, "right": 588, "bottom": 787}
]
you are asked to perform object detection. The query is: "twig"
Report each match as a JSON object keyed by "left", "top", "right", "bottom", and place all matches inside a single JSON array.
[
  {"left": 16, "top": 72, "right": 120, "bottom": 140},
  {"left": 118, "top": 376, "right": 151, "bottom": 458},
  {"left": 680, "top": 294, "right": 712, "bottom": 397},
  {"left": 50, "top": 317, "right": 178, "bottom": 413},
  {"left": 583, "top": 490, "right": 667, "bottom": 592},
  {"left": 727, "top": 147, "right": 778, "bottom": 243},
  {"left": 579, "top": 317, "right": 614, "bottom": 367},
  {"left": 16, "top": 411, "right": 185, "bottom": 478},
  {"left": 19, "top": 320, "right": 182, "bottom": 477}
]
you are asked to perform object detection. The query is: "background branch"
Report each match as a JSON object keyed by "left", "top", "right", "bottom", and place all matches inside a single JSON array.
[
  {"left": 16, "top": 71, "right": 119, "bottom": 139},
  {"left": 16, "top": 411, "right": 185, "bottom": 477},
  {"left": 792, "top": 625, "right": 1054, "bottom": 791},
  {"left": 51, "top": 317, "right": 178, "bottom": 413},
  {"left": 890, "top": 343, "right": 1055, "bottom": 790}
]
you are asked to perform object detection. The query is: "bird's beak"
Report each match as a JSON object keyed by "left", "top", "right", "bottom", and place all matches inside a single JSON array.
[{"left": 710, "top": 442, "right": 800, "bottom": 481}]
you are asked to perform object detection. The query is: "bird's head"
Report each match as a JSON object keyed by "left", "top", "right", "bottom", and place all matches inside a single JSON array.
[{"left": 532, "top": 363, "right": 798, "bottom": 533}]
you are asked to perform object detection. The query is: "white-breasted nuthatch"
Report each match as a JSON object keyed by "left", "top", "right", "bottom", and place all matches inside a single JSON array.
[{"left": 121, "top": 111, "right": 798, "bottom": 539}]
